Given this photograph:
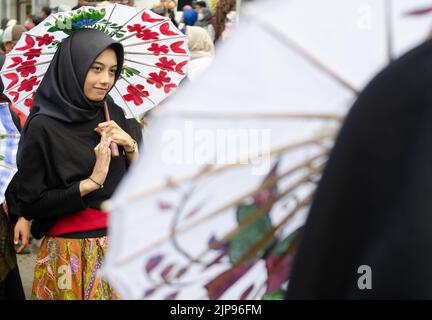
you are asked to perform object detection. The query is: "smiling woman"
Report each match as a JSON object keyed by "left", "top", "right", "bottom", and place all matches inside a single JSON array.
[
  {"left": 10, "top": 28, "right": 142, "bottom": 300},
  {"left": 84, "top": 49, "right": 118, "bottom": 102}
]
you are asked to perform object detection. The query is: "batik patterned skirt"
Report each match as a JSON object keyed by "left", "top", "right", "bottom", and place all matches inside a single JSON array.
[{"left": 31, "top": 236, "right": 120, "bottom": 300}]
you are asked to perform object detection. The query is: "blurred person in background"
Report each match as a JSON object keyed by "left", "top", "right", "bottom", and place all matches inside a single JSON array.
[
  {"left": 0, "top": 19, "right": 17, "bottom": 51},
  {"left": 186, "top": 25, "right": 214, "bottom": 81},
  {"left": 0, "top": 18, "right": 8, "bottom": 55},
  {"left": 2, "top": 24, "right": 26, "bottom": 57},
  {"left": 5, "top": 19, "right": 17, "bottom": 29},
  {"left": 24, "top": 15, "right": 42, "bottom": 31},
  {"left": 209, "top": 0, "right": 217, "bottom": 12},
  {"left": 0, "top": 30, "right": 30, "bottom": 301},
  {"left": 53, "top": 4, "right": 72, "bottom": 13},
  {"left": 214, "top": 0, "right": 236, "bottom": 42},
  {"left": 73, "top": 0, "right": 88, "bottom": 10},
  {"left": 1, "top": 18, "right": 9, "bottom": 32},
  {"left": 2, "top": 24, "right": 29, "bottom": 127},
  {"left": 194, "top": 1, "right": 215, "bottom": 41},
  {"left": 39, "top": 6, "right": 51, "bottom": 20},
  {"left": 152, "top": 0, "right": 178, "bottom": 27},
  {"left": 0, "top": 18, "right": 9, "bottom": 39},
  {"left": 178, "top": 7, "right": 198, "bottom": 33}
]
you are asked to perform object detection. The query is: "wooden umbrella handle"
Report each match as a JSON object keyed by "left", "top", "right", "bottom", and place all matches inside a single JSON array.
[{"left": 104, "top": 101, "right": 120, "bottom": 158}]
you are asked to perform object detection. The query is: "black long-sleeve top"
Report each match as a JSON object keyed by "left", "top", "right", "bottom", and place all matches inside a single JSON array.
[{"left": 14, "top": 103, "right": 141, "bottom": 239}]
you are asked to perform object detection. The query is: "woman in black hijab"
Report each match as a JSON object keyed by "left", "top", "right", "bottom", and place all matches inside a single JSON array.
[
  {"left": 286, "top": 39, "right": 432, "bottom": 299},
  {"left": 16, "top": 28, "right": 141, "bottom": 300}
]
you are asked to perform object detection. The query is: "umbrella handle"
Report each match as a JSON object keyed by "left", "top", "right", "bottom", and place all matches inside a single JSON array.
[{"left": 103, "top": 101, "right": 120, "bottom": 158}]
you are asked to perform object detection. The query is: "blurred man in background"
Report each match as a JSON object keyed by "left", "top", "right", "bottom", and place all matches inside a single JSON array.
[
  {"left": 39, "top": 6, "right": 51, "bottom": 19},
  {"left": 24, "top": 15, "right": 42, "bottom": 31},
  {"left": 2, "top": 24, "right": 28, "bottom": 127}
]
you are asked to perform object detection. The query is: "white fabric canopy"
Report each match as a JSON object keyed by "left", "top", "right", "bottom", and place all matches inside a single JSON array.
[{"left": 101, "top": 0, "right": 432, "bottom": 299}]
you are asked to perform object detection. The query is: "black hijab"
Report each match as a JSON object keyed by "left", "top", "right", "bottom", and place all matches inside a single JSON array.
[
  {"left": 27, "top": 28, "right": 123, "bottom": 124},
  {"left": 17, "top": 28, "right": 124, "bottom": 162},
  {"left": 286, "top": 39, "right": 432, "bottom": 299}
]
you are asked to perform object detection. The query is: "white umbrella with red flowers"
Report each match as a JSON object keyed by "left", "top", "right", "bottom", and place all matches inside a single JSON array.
[{"left": 0, "top": 4, "right": 190, "bottom": 117}]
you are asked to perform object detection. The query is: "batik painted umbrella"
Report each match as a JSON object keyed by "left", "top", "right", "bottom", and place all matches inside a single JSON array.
[
  {"left": 0, "top": 4, "right": 190, "bottom": 118},
  {"left": 100, "top": 0, "right": 432, "bottom": 300},
  {"left": 0, "top": 103, "right": 20, "bottom": 204}
]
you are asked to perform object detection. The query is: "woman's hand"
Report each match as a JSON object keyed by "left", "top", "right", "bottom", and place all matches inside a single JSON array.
[
  {"left": 92, "top": 130, "right": 112, "bottom": 184},
  {"left": 95, "top": 120, "right": 135, "bottom": 151},
  {"left": 80, "top": 131, "right": 112, "bottom": 196},
  {"left": 14, "top": 217, "right": 30, "bottom": 254}
]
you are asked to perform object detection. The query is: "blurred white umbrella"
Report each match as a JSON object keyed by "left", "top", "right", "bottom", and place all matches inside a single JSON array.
[
  {"left": 0, "top": 103, "right": 20, "bottom": 204},
  {"left": 101, "top": 0, "right": 432, "bottom": 300}
]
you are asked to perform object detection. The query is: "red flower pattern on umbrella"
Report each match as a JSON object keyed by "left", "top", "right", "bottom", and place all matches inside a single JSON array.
[
  {"left": 17, "top": 60, "right": 37, "bottom": 77},
  {"left": 142, "top": 12, "right": 165, "bottom": 23},
  {"left": 7, "top": 57, "right": 23, "bottom": 68},
  {"left": 18, "top": 76, "right": 40, "bottom": 92},
  {"left": 148, "top": 43, "right": 169, "bottom": 55},
  {"left": 170, "top": 41, "right": 187, "bottom": 54},
  {"left": 155, "top": 57, "right": 176, "bottom": 71},
  {"left": 127, "top": 24, "right": 145, "bottom": 33},
  {"left": 24, "top": 48, "right": 42, "bottom": 60},
  {"left": 36, "top": 34, "right": 55, "bottom": 47},
  {"left": 136, "top": 29, "right": 160, "bottom": 41},
  {"left": 24, "top": 93, "right": 36, "bottom": 110},
  {"left": 147, "top": 71, "right": 177, "bottom": 93},
  {"left": 160, "top": 23, "right": 179, "bottom": 36},
  {"left": 9, "top": 91, "right": 19, "bottom": 103},
  {"left": 163, "top": 83, "right": 176, "bottom": 94},
  {"left": 15, "top": 35, "right": 35, "bottom": 51},
  {"left": 4, "top": 73, "right": 19, "bottom": 90},
  {"left": 175, "top": 61, "right": 188, "bottom": 75},
  {"left": 123, "top": 84, "right": 149, "bottom": 106},
  {"left": 147, "top": 71, "right": 171, "bottom": 89}
]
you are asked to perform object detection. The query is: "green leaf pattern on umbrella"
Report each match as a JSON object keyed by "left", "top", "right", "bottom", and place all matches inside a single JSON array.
[
  {"left": 98, "top": 20, "right": 126, "bottom": 39},
  {"left": 44, "top": 8, "right": 106, "bottom": 35},
  {"left": 121, "top": 65, "right": 141, "bottom": 78}
]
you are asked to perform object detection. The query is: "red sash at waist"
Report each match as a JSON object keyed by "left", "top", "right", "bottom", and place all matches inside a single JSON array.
[{"left": 47, "top": 208, "right": 107, "bottom": 237}]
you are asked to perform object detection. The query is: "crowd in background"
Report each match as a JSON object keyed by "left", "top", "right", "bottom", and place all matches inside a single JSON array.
[{"left": 0, "top": 0, "right": 239, "bottom": 82}]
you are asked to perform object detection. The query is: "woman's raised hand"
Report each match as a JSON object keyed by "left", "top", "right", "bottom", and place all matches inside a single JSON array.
[
  {"left": 95, "top": 120, "right": 135, "bottom": 151},
  {"left": 91, "top": 130, "right": 112, "bottom": 186},
  {"left": 80, "top": 131, "right": 112, "bottom": 196}
]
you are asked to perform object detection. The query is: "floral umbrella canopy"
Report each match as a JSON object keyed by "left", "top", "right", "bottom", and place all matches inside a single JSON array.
[{"left": 0, "top": 4, "right": 190, "bottom": 118}]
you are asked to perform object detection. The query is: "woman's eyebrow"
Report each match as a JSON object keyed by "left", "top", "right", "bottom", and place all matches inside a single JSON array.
[{"left": 92, "top": 61, "right": 118, "bottom": 68}]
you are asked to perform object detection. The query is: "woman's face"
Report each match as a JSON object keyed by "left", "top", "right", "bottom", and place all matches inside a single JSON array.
[{"left": 83, "top": 48, "right": 118, "bottom": 102}]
